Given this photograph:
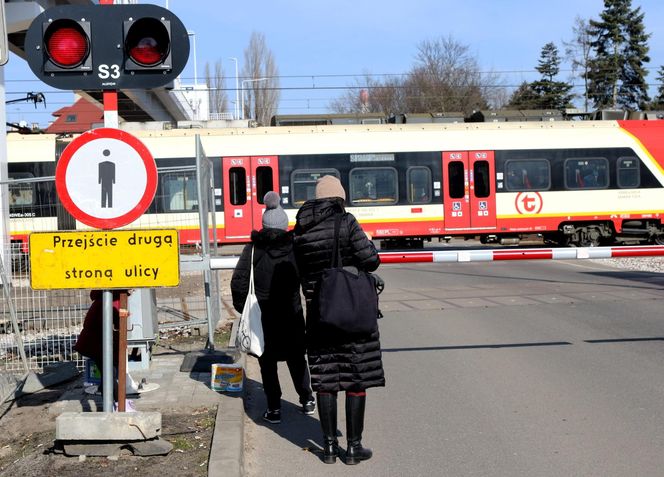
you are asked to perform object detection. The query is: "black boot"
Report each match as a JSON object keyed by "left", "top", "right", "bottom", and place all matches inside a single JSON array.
[
  {"left": 345, "top": 393, "right": 373, "bottom": 465},
  {"left": 317, "top": 393, "right": 339, "bottom": 464}
]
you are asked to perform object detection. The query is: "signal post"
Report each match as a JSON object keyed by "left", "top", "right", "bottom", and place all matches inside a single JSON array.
[{"left": 25, "top": 2, "right": 188, "bottom": 452}]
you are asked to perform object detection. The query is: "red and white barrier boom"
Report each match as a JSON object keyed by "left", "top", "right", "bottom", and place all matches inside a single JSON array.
[
  {"left": 378, "top": 245, "right": 664, "bottom": 264},
  {"left": 204, "top": 245, "right": 664, "bottom": 270}
]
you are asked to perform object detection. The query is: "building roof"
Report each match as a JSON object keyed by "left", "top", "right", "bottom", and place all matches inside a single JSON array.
[{"left": 45, "top": 97, "right": 104, "bottom": 134}]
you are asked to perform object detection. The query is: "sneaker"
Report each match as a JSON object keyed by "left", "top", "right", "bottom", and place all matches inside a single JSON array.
[
  {"left": 263, "top": 409, "right": 281, "bottom": 424},
  {"left": 113, "top": 399, "right": 137, "bottom": 413},
  {"left": 302, "top": 399, "right": 316, "bottom": 415}
]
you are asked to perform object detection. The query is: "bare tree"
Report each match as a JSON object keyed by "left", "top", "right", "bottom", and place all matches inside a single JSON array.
[
  {"left": 205, "top": 60, "right": 228, "bottom": 117},
  {"left": 329, "top": 36, "right": 499, "bottom": 115},
  {"left": 405, "top": 36, "right": 491, "bottom": 114},
  {"left": 329, "top": 73, "right": 406, "bottom": 115},
  {"left": 564, "top": 16, "right": 593, "bottom": 112},
  {"left": 242, "top": 32, "right": 280, "bottom": 126}
]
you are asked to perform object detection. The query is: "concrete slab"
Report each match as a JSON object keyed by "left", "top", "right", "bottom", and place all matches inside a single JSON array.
[
  {"left": 0, "top": 372, "right": 20, "bottom": 403},
  {"left": 19, "top": 362, "right": 79, "bottom": 395},
  {"left": 208, "top": 393, "right": 244, "bottom": 477},
  {"left": 56, "top": 411, "right": 162, "bottom": 441},
  {"left": 62, "top": 438, "right": 173, "bottom": 457}
]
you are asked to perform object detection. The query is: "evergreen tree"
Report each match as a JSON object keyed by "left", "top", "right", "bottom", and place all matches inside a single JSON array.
[
  {"left": 586, "top": 0, "right": 651, "bottom": 110},
  {"left": 651, "top": 66, "right": 664, "bottom": 109},
  {"left": 505, "top": 81, "right": 539, "bottom": 110},
  {"left": 530, "top": 42, "right": 574, "bottom": 110}
]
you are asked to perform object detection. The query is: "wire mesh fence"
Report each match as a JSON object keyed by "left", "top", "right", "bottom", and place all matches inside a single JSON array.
[{"left": 2, "top": 159, "right": 222, "bottom": 377}]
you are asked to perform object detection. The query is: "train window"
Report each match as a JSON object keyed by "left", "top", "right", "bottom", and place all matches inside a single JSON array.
[
  {"left": 617, "top": 157, "right": 640, "bottom": 188},
  {"left": 291, "top": 169, "right": 340, "bottom": 206},
  {"left": 349, "top": 167, "right": 398, "bottom": 205},
  {"left": 8, "top": 173, "right": 35, "bottom": 207},
  {"left": 448, "top": 161, "right": 465, "bottom": 199},
  {"left": 564, "top": 157, "right": 609, "bottom": 189},
  {"left": 229, "top": 167, "right": 247, "bottom": 205},
  {"left": 505, "top": 159, "right": 550, "bottom": 191},
  {"left": 162, "top": 172, "right": 198, "bottom": 212},
  {"left": 256, "top": 166, "right": 273, "bottom": 204},
  {"left": 474, "top": 161, "right": 490, "bottom": 198},
  {"left": 407, "top": 167, "right": 431, "bottom": 204}
]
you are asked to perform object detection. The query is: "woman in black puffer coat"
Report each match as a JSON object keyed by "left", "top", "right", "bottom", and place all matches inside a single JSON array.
[
  {"left": 231, "top": 192, "right": 314, "bottom": 424},
  {"left": 293, "top": 175, "right": 384, "bottom": 465}
]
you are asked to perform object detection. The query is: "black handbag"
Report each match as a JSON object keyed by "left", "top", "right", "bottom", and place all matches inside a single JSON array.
[{"left": 316, "top": 213, "right": 379, "bottom": 334}]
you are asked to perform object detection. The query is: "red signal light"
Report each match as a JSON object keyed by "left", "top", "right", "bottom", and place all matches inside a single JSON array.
[
  {"left": 125, "top": 18, "right": 170, "bottom": 67},
  {"left": 45, "top": 21, "right": 89, "bottom": 68},
  {"left": 129, "top": 37, "right": 164, "bottom": 66}
]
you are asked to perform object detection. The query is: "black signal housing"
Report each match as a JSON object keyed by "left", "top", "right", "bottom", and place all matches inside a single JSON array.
[{"left": 25, "top": 4, "right": 189, "bottom": 90}]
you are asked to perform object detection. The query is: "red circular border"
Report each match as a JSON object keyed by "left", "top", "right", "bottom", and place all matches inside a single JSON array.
[
  {"left": 514, "top": 191, "right": 543, "bottom": 214},
  {"left": 55, "top": 128, "right": 157, "bottom": 229}
]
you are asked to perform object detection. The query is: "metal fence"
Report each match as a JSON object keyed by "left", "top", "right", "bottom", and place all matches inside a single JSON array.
[{"left": 1, "top": 135, "right": 221, "bottom": 379}]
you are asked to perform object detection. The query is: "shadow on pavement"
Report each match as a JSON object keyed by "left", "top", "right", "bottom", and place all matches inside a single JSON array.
[{"left": 243, "top": 376, "right": 327, "bottom": 461}]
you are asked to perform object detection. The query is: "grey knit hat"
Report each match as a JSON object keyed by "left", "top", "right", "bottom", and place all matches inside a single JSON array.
[{"left": 262, "top": 191, "right": 288, "bottom": 230}]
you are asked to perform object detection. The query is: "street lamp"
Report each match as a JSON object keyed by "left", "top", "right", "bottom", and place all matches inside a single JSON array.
[
  {"left": 187, "top": 31, "right": 197, "bottom": 86},
  {"left": 228, "top": 57, "right": 239, "bottom": 120},
  {"left": 241, "top": 77, "right": 269, "bottom": 120}
]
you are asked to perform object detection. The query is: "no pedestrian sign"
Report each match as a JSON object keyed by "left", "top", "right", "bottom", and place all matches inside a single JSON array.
[
  {"left": 56, "top": 128, "right": 158, "bottom": 229},
  {"left": 29, "top": 229, "right": 180, "bottom": 289}
]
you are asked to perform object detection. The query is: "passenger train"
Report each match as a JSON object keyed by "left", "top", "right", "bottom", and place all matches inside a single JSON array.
[{"left": 7, "top": 118, "right": 664, "bottom": 254}]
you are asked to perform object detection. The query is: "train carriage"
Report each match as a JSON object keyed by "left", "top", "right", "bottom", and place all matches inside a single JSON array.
[{"left": 7, "top": 119, "right": 664, "bottom": 252}]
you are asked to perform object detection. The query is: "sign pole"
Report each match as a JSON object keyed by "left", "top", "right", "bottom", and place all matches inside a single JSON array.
[
  {"left": 102, "top": 290, "right": 114, "bottom": 412},
  {"left": 102, "top": 77, "right": 119, "bottom": 412}
]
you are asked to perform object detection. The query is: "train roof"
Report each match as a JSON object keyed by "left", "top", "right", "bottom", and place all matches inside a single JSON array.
[{"left": 7, "top": 119, "right": 664, "bottom": 163}]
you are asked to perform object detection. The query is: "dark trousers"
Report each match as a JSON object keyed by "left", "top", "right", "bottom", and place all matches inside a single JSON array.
[{"left": 258, "top": 354, "right": 313, "bottom": 410}]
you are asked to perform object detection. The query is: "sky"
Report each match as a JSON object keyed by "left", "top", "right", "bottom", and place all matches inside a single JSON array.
[{"left": 5, "top": 0, "right": 664, "bottom": 127}]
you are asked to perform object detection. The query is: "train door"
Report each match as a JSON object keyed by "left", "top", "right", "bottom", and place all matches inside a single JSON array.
[
  {"left": 442, "top": 151, "right": 496, "bottom": 231},
  {"left": 221, "top": 156, "right": 279, "bottom": 241}
]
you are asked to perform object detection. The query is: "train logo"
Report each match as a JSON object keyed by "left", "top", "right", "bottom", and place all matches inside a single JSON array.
[{"left": 515, "top": 192, "right": 543, "bottom": 214}]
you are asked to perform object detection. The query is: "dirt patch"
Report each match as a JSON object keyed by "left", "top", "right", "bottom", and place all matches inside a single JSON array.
[
  {"left": 0, "top": 332, "right": 230, "bottom": 477},
  {"left": 0, "top": 269, "right": 238, "bottom": 476},
  {"left": 0, "top": 399, "right": 216, "bottom": 477}
]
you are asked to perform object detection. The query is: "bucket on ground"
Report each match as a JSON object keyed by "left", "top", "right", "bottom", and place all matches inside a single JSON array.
[{"left": 211, "top": 363, "right": 243, "bottom": 392}]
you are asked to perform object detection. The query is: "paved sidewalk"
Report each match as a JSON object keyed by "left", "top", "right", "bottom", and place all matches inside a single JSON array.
[{"left": 49, "top": 346, "right": 246, "bottom": 477}]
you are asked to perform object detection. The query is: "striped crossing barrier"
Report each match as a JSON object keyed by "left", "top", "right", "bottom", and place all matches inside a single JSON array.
[
  {"left": 378, "top": 245, "right": 664, "bottom": 264},
  {"left": 203, "top": 245, "right": 664, "bottom": 270}
]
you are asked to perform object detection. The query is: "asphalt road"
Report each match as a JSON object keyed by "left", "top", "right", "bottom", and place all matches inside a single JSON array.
[{"left": 242, "top": 258, "right": 664, "bottom": 477}]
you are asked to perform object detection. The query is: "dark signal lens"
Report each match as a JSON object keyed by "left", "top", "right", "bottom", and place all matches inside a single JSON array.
[
  {"left": 129, "top": 37, "right": 164, "bottom": 65},
  {"left": 45, "top": 21, "right": 89, "bottom": 68},
  {"left": 125, "top": 18, "right": 169, "bottom": 67}
]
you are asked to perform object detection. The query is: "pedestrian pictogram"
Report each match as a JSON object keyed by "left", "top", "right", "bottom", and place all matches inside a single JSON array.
[
  {"left": 99, "top": 150, "right": 116, "bottom": 208},
  {"left": 56, "top": 128, "right": 157, "bottom": 229}
]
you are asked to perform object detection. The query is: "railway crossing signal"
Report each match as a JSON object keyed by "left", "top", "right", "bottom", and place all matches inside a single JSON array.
[{"left": 24, "top": 3, "right": 189, "bottom": 90}]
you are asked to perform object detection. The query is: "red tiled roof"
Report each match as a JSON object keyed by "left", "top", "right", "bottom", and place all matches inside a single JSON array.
[{"left": 45, "top": 97, "right": 103, "bottom": 134}]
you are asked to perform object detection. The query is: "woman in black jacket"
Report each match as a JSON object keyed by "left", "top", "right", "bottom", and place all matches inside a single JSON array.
[
  {"left": 293, "top": 175, "right": 384, "bottom": 465},
  {"left": 231, "top": 192, "right": 315, "bottom": 424}
]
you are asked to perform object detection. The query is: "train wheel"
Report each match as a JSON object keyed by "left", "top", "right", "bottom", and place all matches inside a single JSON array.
[
  {"left": 575, "top": 227, "right": 601, "bottom": 247},
  {"left": 654, "top": 234, "right": 664, "bottom": 245}
]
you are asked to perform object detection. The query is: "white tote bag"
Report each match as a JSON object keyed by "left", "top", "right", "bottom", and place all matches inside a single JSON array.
[{"left": 236, "top": 247, "right": 265, "bottom": 357}]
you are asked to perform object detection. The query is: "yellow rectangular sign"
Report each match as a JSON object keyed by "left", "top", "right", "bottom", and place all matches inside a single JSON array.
[{"left": 29, "top": 229, "right": 180, "bottom": 290}]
